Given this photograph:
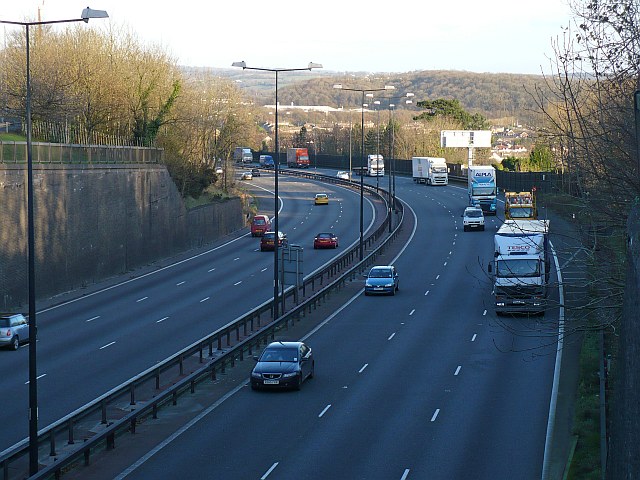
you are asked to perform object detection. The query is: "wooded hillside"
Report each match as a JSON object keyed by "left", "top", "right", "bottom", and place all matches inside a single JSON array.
[{"left": 202, "top": 67, "right": 550, "bottom": 126}]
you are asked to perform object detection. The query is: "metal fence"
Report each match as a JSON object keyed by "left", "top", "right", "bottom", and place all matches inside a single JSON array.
[{"left": 0, "top": 141, "right": 163, "bottom": 165}]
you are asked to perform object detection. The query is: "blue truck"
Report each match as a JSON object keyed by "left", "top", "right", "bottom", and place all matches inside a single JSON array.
[{"left": 468, "top": 165, "right": 497, "bottom": 215}]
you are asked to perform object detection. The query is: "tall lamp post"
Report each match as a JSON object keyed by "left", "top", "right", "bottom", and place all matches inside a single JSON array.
[
  {"left": 383, "top": 93, "right": 414, "bottom": 231},
  {"left": 373, "top": 100, "right": 381, "bottom": 193},
  {"left": 333, "top": 84, "right": 394, "bottom": 260},
  {"left": 0, "top": 7, "right": 109, "bottom": 475},
  {"left": 233, "top": 61, "right": 322, "bottom": 318}
]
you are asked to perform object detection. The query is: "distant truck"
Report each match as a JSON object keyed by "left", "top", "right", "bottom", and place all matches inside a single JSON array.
[
  {"left": 286, "top": 148, "right": 310, "bottom": 168},
  {"left": 259, "top": 154, "right": 274, "bottom": 168},
  {"left": 468, "top": 165, "right": 497, "bottom": 215},
  {"left": 505, "top": 190, "right": 537, "bottom": 220},
  {"left": 234, "top": 147, "right": 253, "bottom": 164},
  {"left": 489, "top": 219, "right": 550, "bottom": 315},
  {"left": 367, "top": 154, "right": 384, "bottom": 176},
  {"left": 412, "top": 157, "right": 448, "bottom": 185}
]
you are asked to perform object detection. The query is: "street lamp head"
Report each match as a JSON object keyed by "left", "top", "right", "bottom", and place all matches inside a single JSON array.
[
  {"left": 232, "top": 61, "right": 247, "bottom": 69},
  {"left": 406, "top": 100, "right": 413, "bottom": 104},
  {"left": 373, "top": 100, "right": 381, "bottom": 105},
  {"left": 384, "top": 85, "right": 395, "bottom": 90},
  {"left": 308, "top": 62, "right": 323, "bottom": 69},
  {"left": 366, "top": 93, "right": 373, "bottom": 98},
  {"left": 405, "top": 92, "right": 415, "bottom": 97},
  {"left": 389, "top": 103, "right": 395, "bottom": 108},
  {"left": 81, "top": 7, "right": 109, "bottom": 22},
  {"left": 333, "top": 84, "right": 343, "bottom": 89}
]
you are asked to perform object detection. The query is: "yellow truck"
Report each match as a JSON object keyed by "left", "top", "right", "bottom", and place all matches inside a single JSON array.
[{"left": 504, "top": 190, "right": 537, "bottom": 220}]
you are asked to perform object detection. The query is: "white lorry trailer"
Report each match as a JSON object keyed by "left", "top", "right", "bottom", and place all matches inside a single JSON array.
[
  {"left": 412, "top": 157, "right": 448, "bottom": 185},
  {"left": 234, "top": 147, "right": 253, "bottom": 164},
  {"left": 367, "top": 154, "right": 384, "bottom": 176},
  {"left": 489, "top": 219, "right": 550, "bottom": 315}
]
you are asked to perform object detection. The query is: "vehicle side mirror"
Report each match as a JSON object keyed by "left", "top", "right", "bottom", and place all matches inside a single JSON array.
[
  {"left": 362, "top": 273, "right": 368, "bottom": 278},
  {"left": 253, "top": 355, "right": 259, "bottom": 362}
]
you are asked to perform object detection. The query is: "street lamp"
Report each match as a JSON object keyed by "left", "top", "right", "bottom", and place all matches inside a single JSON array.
[
  {"left": 333, "top": 84, "right": 394, "bottom": 260},
  {"left": 233, "top": 61, "right": 322, "bottom": 318},
  {"left": 0, "top": 7, "right": 109, "bottom": 475},
  {"left": 384, "top": 93, "right": 414, "bottom": 231},
  {"left": 373, "top": 100, "right": 381, "bottom": 193}
]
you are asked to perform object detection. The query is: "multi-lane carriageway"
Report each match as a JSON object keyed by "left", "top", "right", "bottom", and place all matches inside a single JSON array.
[{"left": 4, "top": 169, "right": 585, "bottom": 480}]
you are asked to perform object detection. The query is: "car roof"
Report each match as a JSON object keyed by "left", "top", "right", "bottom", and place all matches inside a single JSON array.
[
  {"left": 315, "top": 193, "right": 327, "bottom": 196},
  {"left": 265, "top": 341, "right": 303, "bottom": 349},
  {"left": 371, "top": 265, "right": 393, "bottom": 270},
  {"left": 464, "top": 207, "right": 483, "bottom": 212},
  {"left": 316, "top": 232, "right": 334, "bottom": 236}
]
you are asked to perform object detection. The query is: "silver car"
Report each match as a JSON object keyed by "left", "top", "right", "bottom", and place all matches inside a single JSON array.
[{"left": 0, "top": 314, "right": 29, "bottom": 350}]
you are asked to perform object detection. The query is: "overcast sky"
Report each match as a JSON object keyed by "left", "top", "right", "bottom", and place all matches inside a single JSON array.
[{"left": 2, "top": 0, "right": 574, "bottom": 75}]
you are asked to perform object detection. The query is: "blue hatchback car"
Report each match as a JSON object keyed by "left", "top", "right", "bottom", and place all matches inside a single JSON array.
[{"left": 363, "top": 265, "right": 399, "bottom": 296}]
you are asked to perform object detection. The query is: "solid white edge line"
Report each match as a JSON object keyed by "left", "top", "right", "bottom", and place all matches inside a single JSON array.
[{"left": 541, "top": 240, "right": 565, "bottom": 480}]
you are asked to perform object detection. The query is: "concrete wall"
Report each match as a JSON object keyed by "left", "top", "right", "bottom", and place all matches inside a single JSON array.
[{"left": 0, "top": 164, "right": 242, "bottom": 310}]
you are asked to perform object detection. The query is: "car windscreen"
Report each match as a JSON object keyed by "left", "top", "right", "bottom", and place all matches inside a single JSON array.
[
  {"left": 260, "top": 348, "right": 298, "bottom": 362},
  {"left": 254, "top": 219, "right": 266, "bottom": 225},
  {"left": 369, "top": 269, "right": 392, "bottom": 278},
  {"left": 466, "top": 210, "right": 483, "bottom": 218}
]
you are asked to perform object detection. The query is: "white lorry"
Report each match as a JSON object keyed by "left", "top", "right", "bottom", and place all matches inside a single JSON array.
[
  {"left": 489, "top": 219, "right": 550, "bottom": 315},
  {"left": 234, "top": 147, "right": 253, "bottom": 164},
  {"left": 412, "top": 157, "right": 448, "bottom": 185},
  {"left": 367, "top": 154, "right": 384, "bottom": 176}
]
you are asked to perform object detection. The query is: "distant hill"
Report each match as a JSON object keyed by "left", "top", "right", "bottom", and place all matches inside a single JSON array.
[{"left": 189, "top": 67, "right": 552, "bottom": 127}]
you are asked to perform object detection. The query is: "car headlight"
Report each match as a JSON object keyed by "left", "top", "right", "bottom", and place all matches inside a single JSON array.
[
  {"left": 384, "top": 283, "right": 393, "bottom": 287},
  {"left": 282, "top": 372, "right": 298, "bottom": 378},
  {"left": 251, "top": 371, "right": 262, "bottom": 378}
]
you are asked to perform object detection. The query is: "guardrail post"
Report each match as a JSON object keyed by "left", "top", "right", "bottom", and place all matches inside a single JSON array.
[
  {"left": 49, "top": 431, "right": 57, "bottom": 456},
  {"left": 130, "top": 417, "right": 137, "bottom": 434},
  {"left": 84, "top": 449, "right": 90, "bottom": 466},
  {"left": 155, "top": 369, "right": 160, "bottom": 390},
  {"left": 101, "top": 400, "right": 107, "bottom": 425},
  {"left": 107, "top": 432, "right": 115, "bottom": 450},
  {"left": 68, "top": 418, "right": 75, "bottom": 445},
  {"left": 130, "top": 384, "right": 136, "bottom": 406},
  {"left": 226, "top": 330, "right": 231, "bottom": 347},
  {"left": 199, "top": 346, "right": 204, "bottom": 364},
  {"left": 179, "top": 356, "right": 184, "bottom": 376}
]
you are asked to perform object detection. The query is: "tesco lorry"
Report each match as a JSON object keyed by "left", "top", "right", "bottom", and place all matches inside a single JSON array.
[
  {"left": 367, "top": 154, "right": 384, "bottom": 176},
  {"left": 468, "top": 165, "right": 497, "bottom": 215},
  {"left": 412, "top": 157, "right": 448, "bottom": 185},
  {"left": 286, "top": 148, "right": 310, "bottom": 168},
  {"left": 489, "top": 219, "right": 550, "bottom": 315}
]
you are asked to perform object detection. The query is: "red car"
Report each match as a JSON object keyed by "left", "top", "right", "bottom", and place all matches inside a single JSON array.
[
  {"left": 313, "top": 232, "right": 339, "bottom": 249},
  {"left": 251, "top": 215, "right": 271, "bottom": 237}
]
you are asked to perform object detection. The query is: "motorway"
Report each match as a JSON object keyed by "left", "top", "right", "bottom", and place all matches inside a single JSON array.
[
  {"left": 106, "top": 174, "right": 563, "bottom": 480},
  {"left": 0, "top": 171, "right": 374, "bottom": 451}
]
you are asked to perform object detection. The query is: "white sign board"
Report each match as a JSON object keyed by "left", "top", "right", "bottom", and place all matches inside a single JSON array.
[{"left": 440, "top": 130, "right": 492, "bottom": 148}]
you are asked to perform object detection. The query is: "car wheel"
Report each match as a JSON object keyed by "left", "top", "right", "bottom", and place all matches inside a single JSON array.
[
  {"left": 481, "top": 226, "right": 485, "bottom": 231},
  {"left": 294, "top": 373, "right": 303, "bottom": 391},
  {"left": 251, "top": 382, "right": 258, "bottom": 391},
  {"left": 390, "top": 287, "right": 396, "bottom": 296},
  {"left": 309, "top": 362, "right": 315, "bottom": 379},
  {"left": 11, "top": 336, "right": 19, "bottom": 350},
  {"left": 364, "top": 291, "right": 370, "bottom": 296}
]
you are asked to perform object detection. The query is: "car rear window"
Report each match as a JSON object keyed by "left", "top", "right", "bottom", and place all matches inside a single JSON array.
[{"left": 0, "top": 318, "right": 10, "bottom": 327}]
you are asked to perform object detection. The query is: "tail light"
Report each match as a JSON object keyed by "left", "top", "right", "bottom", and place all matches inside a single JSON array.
[{"left": 4, "top": 329, "right": 10, "bottom": 337}]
